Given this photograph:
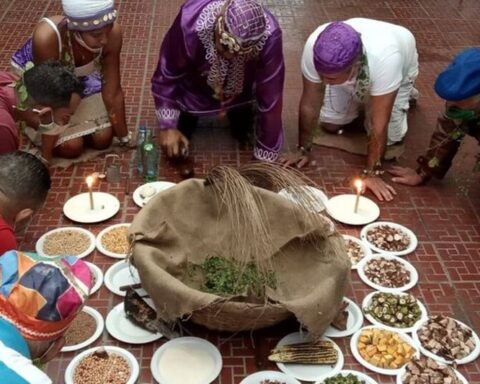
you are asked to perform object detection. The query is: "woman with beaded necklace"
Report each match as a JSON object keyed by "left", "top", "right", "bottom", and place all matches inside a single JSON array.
[{"left": 11, "top": 0, "right": 129, "bottom": 164}]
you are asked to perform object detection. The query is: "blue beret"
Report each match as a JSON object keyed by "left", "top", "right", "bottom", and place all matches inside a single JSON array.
[{"left": 434, "top": 48, "right": 480, "bottom": 101}]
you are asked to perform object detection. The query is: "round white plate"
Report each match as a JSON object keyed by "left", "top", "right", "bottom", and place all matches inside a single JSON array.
[
  {"left": 396, "top": 362, "right": 469, "bottom": 384},
  {"left": 35, "top": 227, "right": 96, "bottom": 258},
  {"left": 278, "top": 186, "right": 328, "bottom": 213},
  {"left": 96, "top": 223, "right": 131, "bottom": 259},
  {"left": 85, "top": 262, "right": 103, "bottom": 295},
  {"left": 362, "top": 291, "right": 428, "bottom": 334},
  {"left": 342, "top": 234, "right": 372, "bottom": 269},
  {"left": 106, "top": 302, "right": 162, "bottom": 344},
  {"left": 65, "top": 346, "right": 139, "bottom": 384},
  {"left": 324, "top": 297, "right": 364, "bottom": 338},
  {"left": 133, "top": 181, "right": 176, "bottom": 208},
  {"left": 151, "top": 337, "right": 222, "bottom": 384},
  {"left": 350, "top": 325, "right": 418, "bottom": 376},
  {"left": 240, "top": 370, "right": 301, "bottom": 384},
  {"left": 63, "top": 192, "right": 120, "bottom": 223},
  {"left": 412, "top": 317, "right": 480, "bottom": 365},
  {"left": 61, "top": 306, "right": 104, "bottom": 352},
  {"left": 326, "top": 194, "right": 380, "bottom": 226},
  {"left": 104, "top": 260, "right": 140, "bottom": 296},
  {"left": 316, "top": 369, "right": 379, "bottom": 384},
  {"left": 360, "top": 221, "right": 418, "bottom": 256},
  {"left": 356, "top": 254, "right": 418, "bottom": 293},
  {"left": 275, "top": 332, "right": 344, "bottom": 382}
]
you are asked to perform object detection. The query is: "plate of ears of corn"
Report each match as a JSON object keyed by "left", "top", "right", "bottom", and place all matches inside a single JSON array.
[{"left": 269, "top": 332, "right": 344, "bottom": 382}]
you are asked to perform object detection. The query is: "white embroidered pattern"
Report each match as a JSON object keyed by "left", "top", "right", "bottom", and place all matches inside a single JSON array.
[
  {"left": 195, "top": 0, "right": 272, "bottom": 99},
  {"left": 254, "top": 147, "right": 278, "bottom": 162},
  {"left": 155, "top": 108, "right": 181, "bottom": 121}
]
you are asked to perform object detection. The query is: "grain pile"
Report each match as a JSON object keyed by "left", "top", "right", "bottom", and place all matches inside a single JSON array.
[
  {"left": 73, "top": 350, "right": 130, "bottom": 384},
  {"left": 43, "top": 230, "right": 90, "bottom": 256},
  {"left": 101, "top": 226, "right": 129, "bottom": 254},
  {"left": 64, "top": 311, "right": 96, "bottom": 346}
]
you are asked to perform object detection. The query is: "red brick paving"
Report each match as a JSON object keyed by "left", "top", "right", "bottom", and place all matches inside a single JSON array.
[{"left": 1, "top": 0, "right": 480, "bottom": 383}]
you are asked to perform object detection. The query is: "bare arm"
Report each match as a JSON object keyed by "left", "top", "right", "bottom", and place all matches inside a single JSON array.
[{"left": 298, "top": 76, "right": 325, "bottom": 148}]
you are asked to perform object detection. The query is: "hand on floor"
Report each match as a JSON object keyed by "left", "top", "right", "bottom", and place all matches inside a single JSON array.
[
  {"left": 278, "top": 151, "right": 310, "bottom": 168},
  {"left": 364, "top": 176, "right": 397, "bottom": 201},
  {"left": 389, "top": 166, "right": 424, "bottom": 186}
]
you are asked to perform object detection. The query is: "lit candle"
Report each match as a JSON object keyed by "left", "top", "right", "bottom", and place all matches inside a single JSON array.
[
  {"left": 86, "top": 175, "right": 95, "bottom": 210},
  {"left": 353, "top": 179, "right": 363, "bottom": 214}
]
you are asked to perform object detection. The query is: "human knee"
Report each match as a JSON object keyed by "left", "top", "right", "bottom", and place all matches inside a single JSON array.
[
  {"left": 91, "top": 127, "right": 113, "bottom": 150},
  {"left": 321, "top": 122, "right": 344, "bottom": 133},
  {"left": 54, "top": 138, "right": 84, "bottom": 158}
]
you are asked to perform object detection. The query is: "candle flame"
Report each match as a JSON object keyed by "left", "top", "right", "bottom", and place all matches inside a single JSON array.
[
  {"left": 354, "top": 179, "right": 363, "bottom": 191},
  {"left": 86, "top": 175, "right": 94, "bottom": 187}
]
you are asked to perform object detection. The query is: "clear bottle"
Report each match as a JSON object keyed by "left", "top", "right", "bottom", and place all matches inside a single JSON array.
[
  {"left": 142, "top": 128, "right": 159, "bottom": 182},
  {"left": 135, "top": 124, "right": 148, "bottom": 174}
]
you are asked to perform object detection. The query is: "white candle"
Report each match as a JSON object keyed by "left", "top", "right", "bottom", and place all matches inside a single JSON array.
[
  {"left": 353, "top": 179, "right": 363, "bottom": 214},
  {"left": 86, "top": 175, "right": 95, "bottom": 210}
]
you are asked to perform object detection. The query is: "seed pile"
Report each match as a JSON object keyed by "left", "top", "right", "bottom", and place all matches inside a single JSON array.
[
  {"left": 64, "top": 311, "right": 97, "bottom": 346},
  {"left": 345, "top": 239, "right": 364, "bottom": 266},
  {"left": 268, "top": 341, "right": 337, "bottom": 365},
  {"left": 324, "top": 374, "right": 366, "bottom": 384},
  {"left": 402, "top": 356, "right": 461, "bottom": 384},
  {"left": 366, "top": 225, "right": 410, "bottom": 252},
  {"left": 101, "top": 226, "right": 129, "bottom": 255},
  {"left": 417, "top": 315, "right": 476, "bottom": 361},
  {"left": 364, "top": 258, "right": 410, "bottom": 288},
  {"left": 73, "top": 350, "right": 130, "bottom": 384},
  {"left": 364, "top": 292, "right": 422, "bottom": 328},
  {"left": 43, "top": 230, "right": 90, "bottom": 256}
]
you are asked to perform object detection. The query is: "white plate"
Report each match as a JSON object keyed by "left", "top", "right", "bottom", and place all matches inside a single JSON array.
[
  {"left": 360, "top": 221, "right": 418, "bottom": 256},
  {"left": 63, "top": 192, "right": 120, "bottom": 223},
  {"left": 275, "top": 332, "right": 344, "bottom": 382},
  {"left": 104, "top": 260, "right": 140, "bottom": 296},
  {"left": 96, "top": 223, "right": 131, "bottom": 259},
  {"left": 151, "top": 336, "right": 222, "bottom": 384},
  {"left": 61, "top": 306, "right": 104, "bottom": 352},
  {"left": 85, "top": 262, "right": 103, "bottom": 295},
  {"left": 326, "top": 194, "right": 380, "bottom": 226},
  {"left": 342, "top": 234, "right": 372, "bottom": 269},
  {"left": 35, "top": 227, "right": 96, "bottom": 258},
  {"left": 278, "top": 186, "right": 328, "bottom": 212},
  {"left": 350, "top": 325, "right": 418, "bottom": 376},
  {"left": 240, "top": 370, "right": 301, "bottom": 384},
  {"left": 106, "top": 302, "right": 162, "bottom": 344},
  {"left": 316, "top": 369, "right": 379, "bottom": 384},
  {"left": 362, "top": 291, "right": 428, "bottom": 333},
  {"left": 396, "top": 362, "right": 469, "bottom": 384},
  {"left": 412, "top": 317, "right": 480, "bottom": 365},
  {"left": 356, "top": 254, "right": 418, "bottom": 293},
  {"left": 65, "top": 346, "right": 139, "bottom": 384},
  {"left": 324, "top": 297, "right": 364, "bottom": 338},
  {"left": 133, "top": 181, "right": 176, "bottom": 207}
]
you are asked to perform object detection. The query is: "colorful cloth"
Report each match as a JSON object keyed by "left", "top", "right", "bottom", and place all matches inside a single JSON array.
[
  {"left": 434, "top": 48, "right": 480, "bottom": 101},
  {"left": 0, "top": 216, "right": 17, "bottom": 256},
  {"left": 0, "top": 72, "right": 19, "bottom": 155},
  {"left": 151, "top": 0, "right": 285, "bottom": 162},
  {"left": 62, "top": 0, "right": 117, "bottom": 31},
  {"left": 0, "top": 251, "right": 91, "bottom": 341}
]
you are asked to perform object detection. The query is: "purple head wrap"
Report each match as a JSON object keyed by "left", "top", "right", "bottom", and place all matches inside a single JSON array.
[
  {"left": 224, "top": 0, "right": 266, "bottom": 45},
  {"left": 313, "top": 21, "right": 362, "bottom": 75}
]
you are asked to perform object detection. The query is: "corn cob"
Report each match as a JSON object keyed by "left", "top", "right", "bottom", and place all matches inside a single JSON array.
[{"left": 268, "top": 341, "right": 338, "bottom": 364}]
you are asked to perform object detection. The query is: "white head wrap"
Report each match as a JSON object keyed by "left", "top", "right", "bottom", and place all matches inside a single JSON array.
[{"left": 62, "top": 0, "right": 117, "bottom": 31}]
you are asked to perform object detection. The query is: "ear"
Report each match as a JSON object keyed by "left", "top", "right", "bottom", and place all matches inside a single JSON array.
[{"left": 14, "top": 208, "right": 33, "bottom": 232}]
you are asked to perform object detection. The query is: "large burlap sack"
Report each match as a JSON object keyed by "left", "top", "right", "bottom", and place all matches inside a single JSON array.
[{"left": 129, "top": 177, "right": 350, "bottom": 336}]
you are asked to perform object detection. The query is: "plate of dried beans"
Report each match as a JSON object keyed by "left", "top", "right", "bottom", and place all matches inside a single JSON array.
[
  {"left": 61, "top": 306, "right": 104, "bottom": 352},
  {"left": 36, "top": 227, "right": 95, "bottom": 258},
  {"left": 360, "top": 222, "right": 417, "bottom": 256}
]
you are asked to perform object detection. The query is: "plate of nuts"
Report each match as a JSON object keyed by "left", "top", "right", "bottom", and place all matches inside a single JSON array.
[
  {"left": 362, "top": 291, "right": 428, "bottom": 333},
  {"left": 396, "top": 355, "right": 469, "bottom": 384},
  {"left": 342, "top": 235, "right": 372, "bottom": 269},
  {"left": 360, "top": 222, "right": 417, "bottom": 256},
  {"left": 412, "top": 315, "right": 480, "bottom": 365},
  {"left": 356, "top": 254, "right": 418, "bottom": 293}
]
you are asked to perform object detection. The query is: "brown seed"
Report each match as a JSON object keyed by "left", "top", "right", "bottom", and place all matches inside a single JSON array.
[{"left": 64, "top": 311, "right": 97, "bottom": 346}]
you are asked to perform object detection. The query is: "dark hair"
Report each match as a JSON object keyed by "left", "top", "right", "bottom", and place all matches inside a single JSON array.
[
  {"left": 23, "top": 60, "right": 84, "bottom": 108},
  {"left": 0, "top": 151, "right": 51, "bottom": 209}
]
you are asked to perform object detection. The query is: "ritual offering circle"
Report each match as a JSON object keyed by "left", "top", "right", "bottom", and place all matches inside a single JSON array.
[
  {"left": 342, "top": 234, "right": 372, "bottom": 269},
  {"left": 63, "top": 192, "right": 120, "bottom": 223},
  {"left": 65, "top": 346, "right": 139, "bottom": 384},
  {"left": 396, "top": 355, "right": 469, "bottom": 384},
  {"left": 360, "top": 221, "right": 417, "bottom": 256},
  {"left": 412, "top": 315, "right": 480, "bottom": 365},
  {"left": 36, "top": 227, "right": 95, "bottom": 258},
  {"left": 96, "top": 223, "right": 131, "bottom": 258},
  {"left": 61, "top": 306, "right": 104, "bottom": 352},
  {"left": 326, "top": 194, "right": 380, "bottom": 225}
]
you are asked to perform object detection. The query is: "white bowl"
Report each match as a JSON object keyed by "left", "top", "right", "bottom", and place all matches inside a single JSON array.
[
  {"left": 96, "top": 223, "right": 131, "bottom": 259},
  {"left": 360, "top": 221, "right": 417, "bottom": 256},
  {"left": 61, "top": 306, "right": 104, "bottom": 353},
  {"left": 36, "top": 227, "right": 95, "bottom": 258},
  {"left": 362, "top": 291, "right": 428, "bottom": 333},
  {"left": 350, "top": 325, "right": 419, "bottom": 376},
  {"left": 324, "top": 297, "right": 364, "bottom": 338},
  {"left": 64, "top": 346, "right": 139, "bottom": 384},
  {"left": 356, "top": 254, "right": 418, "bottom": 293},
  {"left": 85, "top": 262, "right": 103, "bottom": 295},
  {"left": 133, "top": 181, "right": 176, "bottom": 207},
  {"left": 316, "top": 369, "right": 379, "bottom": 384},
  {"left": 342, "top": 234, "right": 372, "bottom": 269},
  {"left": 104, "top": 260, "right": 140, "bottom": 296},
  {"left": 240, "top": 370, "right": 301, "bottom": 384}
]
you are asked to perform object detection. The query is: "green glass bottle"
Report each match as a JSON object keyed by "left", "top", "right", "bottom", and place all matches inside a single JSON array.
[{"left": 142, "top": 128, "right": 158, "bottom": 182}]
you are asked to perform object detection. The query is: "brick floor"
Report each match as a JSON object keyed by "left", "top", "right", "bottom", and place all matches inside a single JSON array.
[{"left": 1, "top": 0, "right": 480, "bottom": 383}]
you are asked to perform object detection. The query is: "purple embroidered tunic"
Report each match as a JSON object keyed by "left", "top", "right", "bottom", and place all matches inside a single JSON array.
[{"left": 151, "top": 0, "right": 285, "bottom": 161}]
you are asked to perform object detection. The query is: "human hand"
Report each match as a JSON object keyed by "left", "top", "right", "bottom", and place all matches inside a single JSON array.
[
  {"left": 278, "top": 150, "right": 310, "bottom": 168},
  {"left": 158, "top": 129, "right": 189, "bottom": 158},
  {"left": 389, "top": 166, "right": 424, "bottom": 186},
  {"left": 363, "top": 176, "right": 397, "bottom": 202}
]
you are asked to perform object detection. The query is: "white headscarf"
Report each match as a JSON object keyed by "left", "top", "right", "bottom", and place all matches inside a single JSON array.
[{"left": 62, "top": 0, "right": 117, "bottom": 31}]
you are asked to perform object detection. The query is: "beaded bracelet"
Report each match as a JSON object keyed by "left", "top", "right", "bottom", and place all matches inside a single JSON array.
[{"left": 362, "top": 168, "right": 385, "bottom": 178}]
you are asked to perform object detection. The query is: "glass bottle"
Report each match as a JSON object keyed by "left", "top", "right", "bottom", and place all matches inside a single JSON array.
[
  {"left": 142, "top": 128, "right": 159, "bottom": 182},
  {"left": 135, "top": 124, "right": 148, "bottom": 174}
]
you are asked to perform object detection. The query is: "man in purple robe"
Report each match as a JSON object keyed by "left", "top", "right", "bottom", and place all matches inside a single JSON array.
[{"left": 151, "top": 0, "right": 284, "bottom": 162}]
